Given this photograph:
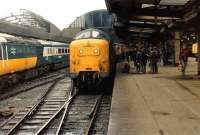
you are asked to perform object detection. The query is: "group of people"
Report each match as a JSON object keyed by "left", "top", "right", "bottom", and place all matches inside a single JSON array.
[
  {"left": 123, "top": 47, "right": 161, "bottom": 74},
  {"left": 121, "top": 43, "right": 190, "bottom": 76}
]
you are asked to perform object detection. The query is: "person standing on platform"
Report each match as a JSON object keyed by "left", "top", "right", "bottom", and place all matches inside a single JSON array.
[
  {"left": 136, "top": 49, "right": 143, "bottom": 73},
  {"left": 131, "top": 47, "right": 137, "bottom": 68},
  {"left": 149, "top": 48, "right": 160, "bottom": 73},
  {"left": 179, "top": 44, "right": 189, "bottom": 76},
  {"left": 141, "top": 48, "right": 148, "bottom": 73}
]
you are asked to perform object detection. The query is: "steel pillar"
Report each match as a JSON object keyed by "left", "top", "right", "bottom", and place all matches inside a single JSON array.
[
  {"left": 174, "top": 32, "right": 181, "bottom": 65},
  {"left": 197, "top": 32, "right": 200, "bottom": 75}
]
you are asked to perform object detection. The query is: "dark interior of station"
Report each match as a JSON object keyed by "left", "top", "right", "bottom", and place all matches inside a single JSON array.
[{"left": 105, "top": 0, "right": 200, "bottom": 69}]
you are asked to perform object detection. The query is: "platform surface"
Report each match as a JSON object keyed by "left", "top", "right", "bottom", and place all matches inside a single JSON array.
[{"left": 108, "top": 60, "right": 200, "bottom": 135}]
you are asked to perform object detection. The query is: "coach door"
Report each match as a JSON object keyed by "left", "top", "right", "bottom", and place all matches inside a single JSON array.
[{"left": 0, "top": 44, "right": 5, "bottom": 75}]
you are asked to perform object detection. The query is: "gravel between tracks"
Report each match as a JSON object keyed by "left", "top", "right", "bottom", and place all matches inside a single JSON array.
[{"left": 0, "top": 83, "right": 53, "bottom": 127}]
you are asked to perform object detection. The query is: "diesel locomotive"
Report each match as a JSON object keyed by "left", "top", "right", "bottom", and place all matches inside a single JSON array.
[
  {"left": 69, "top": 28, "right": 116, "bottom": 89},
  {"left": 0, "top": 33, "right": 69, "bottom": 88}
]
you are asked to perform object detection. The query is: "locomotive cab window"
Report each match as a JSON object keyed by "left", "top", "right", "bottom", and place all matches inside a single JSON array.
[
  {"left": 75, "top": 31, "right": 90, "bottom": 39},
  {"left": 74, "top": 29, "right": 110, "bottom": 41},
  {"left": 92, "top": 31, "right": 106, "bottom": 39}
]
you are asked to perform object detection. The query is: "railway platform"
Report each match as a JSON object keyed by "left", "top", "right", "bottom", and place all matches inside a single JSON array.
[{"left": 108, "top": 59, "right": 200, "bottom": 135}]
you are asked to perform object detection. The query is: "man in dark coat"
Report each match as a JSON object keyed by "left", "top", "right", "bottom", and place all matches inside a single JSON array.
[
  {"left": 136, "top": 50, "right": 143, "bottom": 73},
  {"left": 141, "top": 49, "right": 148, "bottom": 73},
  {"left": 131, "top": 47, "right": 137, "bottom": 68},
  {"left": 149, "top": 49, "right": 160, "bottom": 73}
]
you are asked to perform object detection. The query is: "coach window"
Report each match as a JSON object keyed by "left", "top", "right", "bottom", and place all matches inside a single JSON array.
[
  {"left": 53, "top": 48, "right": 55, "bottom": 55},
  {"left": 50, "top": 48, "right": 52, "bottom": 54},
  {"left": 58, "top": 48, "right": 62, "bottom": 54},
  {"left": 48, "top": 48, "right": 50, "bottom": 55},
  {"left": 50, "top": 48, "right": 53, "bottom": 54},
  {"left": 49, "top": 48, "right": 51, "bottom": 54}
]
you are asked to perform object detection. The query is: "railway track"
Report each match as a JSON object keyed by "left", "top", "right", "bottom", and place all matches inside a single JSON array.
[
  {"left": 87, "top": 96, "right": 111, "bottom": 135},
  {"left": 1, "top": 78, "right": 73, "bottom": 135},
  {"left": 33, "top": 94, "right": 111, "bottom": 135},
  {"left": 40, "top": 95, "right": 103, "bottom": 135},
  {"left": 1, "top": 81, "right": 112, "bottom": 135},
  {"left": 0, "top": 70, "right": 66, "bottom": 100}
]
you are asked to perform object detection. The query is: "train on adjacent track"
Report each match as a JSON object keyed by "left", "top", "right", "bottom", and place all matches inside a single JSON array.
[
  {"left": 0, "top": 33, "right": 69, "bottom": 88},
  {"left": 69, "top": 28, "right": 116, "bottom": 89}
]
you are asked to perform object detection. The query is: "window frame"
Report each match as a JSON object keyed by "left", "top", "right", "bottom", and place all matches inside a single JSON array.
[
  {"left": 0, "top": 43, "right": 3, "bottom": 60},
  {"left": 58, "top": 48, "right": 62, "bottom": 54}
]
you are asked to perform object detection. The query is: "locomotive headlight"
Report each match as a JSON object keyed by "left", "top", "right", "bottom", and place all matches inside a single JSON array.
[
  {"left": 79, "top": 49, "right": 83, "bottom": 54},
  {"left": 93, "top": 49, "right": 99, "bottom": 55}
]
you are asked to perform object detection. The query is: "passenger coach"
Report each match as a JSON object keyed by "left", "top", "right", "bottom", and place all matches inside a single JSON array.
[{"left": 0, "top": 33, "right": 69, "bottom": 88}]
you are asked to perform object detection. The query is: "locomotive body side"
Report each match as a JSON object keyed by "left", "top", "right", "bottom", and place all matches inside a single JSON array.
[{"left": 0, "top": 43, "right": 38, "bottom": 76}]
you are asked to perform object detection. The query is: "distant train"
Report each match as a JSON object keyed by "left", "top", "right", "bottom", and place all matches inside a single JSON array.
[
  {"left": 0, "top": 33, "right": 69, "bottom": 88},
  {"left": 69, "top": 28, "right": 116, "bottom": 89}
]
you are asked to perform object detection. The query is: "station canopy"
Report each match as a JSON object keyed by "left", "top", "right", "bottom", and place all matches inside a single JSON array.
[
  {"left": 0, "top": 9, "right": 59, "bottom": 32},
  {"left": 105, "top": 0, "right": 200, "bottom": 41}
]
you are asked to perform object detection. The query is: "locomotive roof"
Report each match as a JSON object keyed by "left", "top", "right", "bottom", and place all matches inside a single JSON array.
[
  {"left": 37, "top": 40, "right": 67, "bottom": 46},
  {"left": 0, "top": 33, "right": 68, "bottom": 46}
]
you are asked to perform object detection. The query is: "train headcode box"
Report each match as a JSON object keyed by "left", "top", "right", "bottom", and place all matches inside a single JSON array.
[{"left": 192, "top": 43, "right": 198, "bottom": 54}]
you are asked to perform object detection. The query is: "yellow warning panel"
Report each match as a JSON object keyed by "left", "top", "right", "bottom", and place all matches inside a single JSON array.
[{"left": 0, "top": 57, "right": 37, "bottom": 76}]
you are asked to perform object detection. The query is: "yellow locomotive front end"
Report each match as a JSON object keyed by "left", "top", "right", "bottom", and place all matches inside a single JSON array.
[
  {"left": 70, "top": 39, "right": 109, "bottom": 78},
  {"left": 69, "top": 29, "right": 111, "bottom": 89}
]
